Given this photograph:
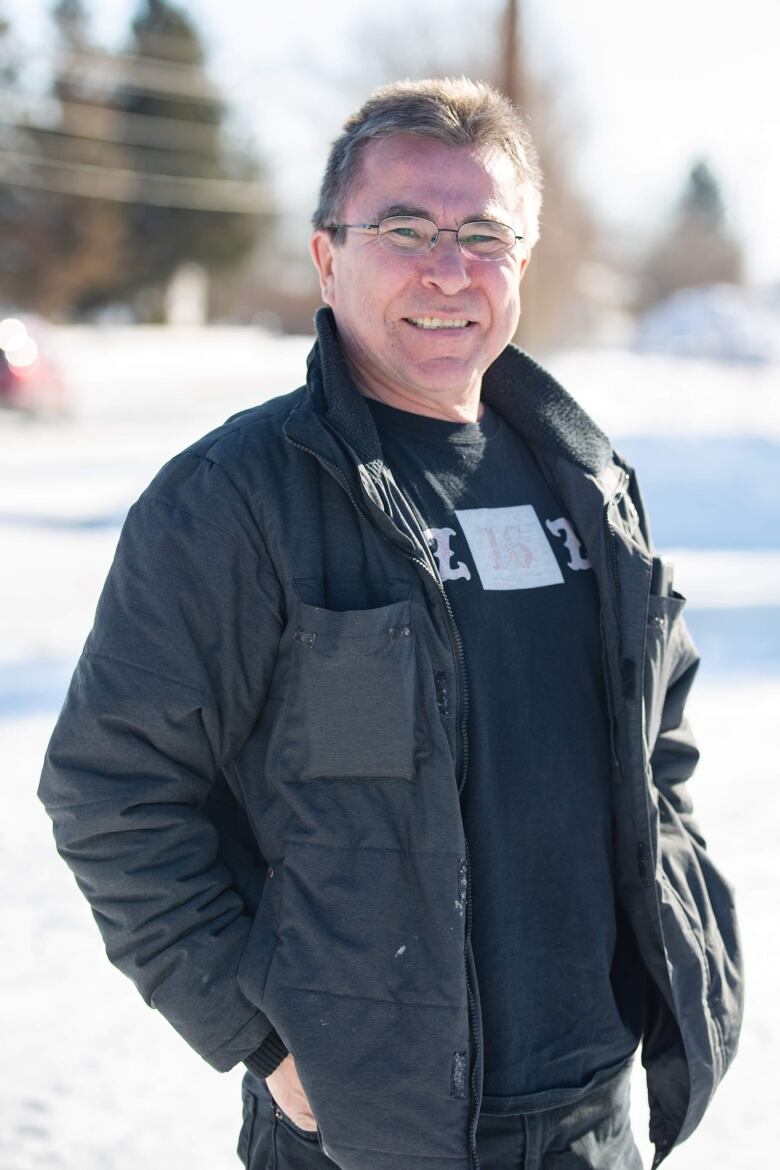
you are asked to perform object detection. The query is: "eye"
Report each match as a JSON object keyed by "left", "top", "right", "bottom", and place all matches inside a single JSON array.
[
  {"left": 377, "top": 216, "right": 436, "bottom": 252},
  {"left": 461, "top": 231, "right": 497, "bottom": 244},
  {"left": 459, "top": 221, "right": 514, "bottom": 255}
]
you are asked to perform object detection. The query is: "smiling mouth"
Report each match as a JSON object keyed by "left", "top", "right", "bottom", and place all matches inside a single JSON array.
[{"left": 404, "top": 316, "right": 475, "bottom": 330}]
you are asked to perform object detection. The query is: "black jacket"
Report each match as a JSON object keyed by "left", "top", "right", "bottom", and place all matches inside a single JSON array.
[{"left": 39, "top": 308, "right": 743, "bottom": 1170}]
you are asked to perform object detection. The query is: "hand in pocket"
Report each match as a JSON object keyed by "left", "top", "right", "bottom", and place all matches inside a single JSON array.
[{"left": 266, "top": 1053, "right": 318, "bottom": 1132}]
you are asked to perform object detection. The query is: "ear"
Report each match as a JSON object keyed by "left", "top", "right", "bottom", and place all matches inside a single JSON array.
[
  {"left": 310, "top": 231, "right": 337, "bottom": 306},
  {"left": 517, "top": 253, "right": 530, "bottom": 283}
]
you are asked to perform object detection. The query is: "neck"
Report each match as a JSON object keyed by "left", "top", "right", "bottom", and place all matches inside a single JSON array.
[
  {"left": 360, "top": 387, "right": 485, "bottom": 423},
  {"left": 344, "top": 357, "right": 484, "bottom": 423}
]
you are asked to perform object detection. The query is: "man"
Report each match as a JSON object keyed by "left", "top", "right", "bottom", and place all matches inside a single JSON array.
[{"left": 39, "top": 79, "right": 742, "bottom": 1170}]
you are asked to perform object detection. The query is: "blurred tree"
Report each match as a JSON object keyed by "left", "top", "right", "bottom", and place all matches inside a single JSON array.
[
  {"left": 35, "top": 0, "right": 128, "bottom": 316},
  {"left": 0, "top": 2, "right": 129, "bottom": 316},
  {"left": 53, "top": 0, "right": 88, "bottom": 44},
  {"left": 683, "top": 159, "right": 727, "bottom": 227},
  {"left": 110, "top": 0, "right": 270, "bottom": 318},
  {"left": 0, "top": 1, "right": 17, "bottom": 87},
  {"left": 0, "top": 3, "right": 36, "bottom": 303},
  {"left": 1, "top": 0, "right": 271, "bottom": 319},
  {"left": 637, "top": 159, "right": 744, "bottom": 311}
]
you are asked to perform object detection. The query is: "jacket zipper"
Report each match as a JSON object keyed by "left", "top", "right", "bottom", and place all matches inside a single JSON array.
[
  {"left": 603, "top": 469, "right": 627, "bottom": 631},
  {"left": 603, "top": 468, "right": 655, "bottom": 875},
  {"left": 286, "top": 432, "right": 481, "bottom": 1169},
  {"left": 463, "top": 836, "right": 481, "bottom": 1169},
  {"left": 601, "top": 470, "right": 628, "bottom": 784}
]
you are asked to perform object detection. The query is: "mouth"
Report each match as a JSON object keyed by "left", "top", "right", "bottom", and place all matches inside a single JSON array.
[{"left": 403, "top": 316, "right": 476, "bottom": 330}]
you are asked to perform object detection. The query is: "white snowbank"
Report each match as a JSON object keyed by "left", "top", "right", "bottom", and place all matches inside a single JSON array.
[{"left": 634, "top": 284, "right": 778, "bottom": 365}]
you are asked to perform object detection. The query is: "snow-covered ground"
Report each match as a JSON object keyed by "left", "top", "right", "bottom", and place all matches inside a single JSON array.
[{"left": 1, "top": 329, "right": 778, "bottom": 1169}]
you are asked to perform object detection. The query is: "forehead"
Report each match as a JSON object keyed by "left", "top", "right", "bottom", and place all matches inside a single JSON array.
[{"left": 347, "top": 133, "right": 522, "bottom": 221}]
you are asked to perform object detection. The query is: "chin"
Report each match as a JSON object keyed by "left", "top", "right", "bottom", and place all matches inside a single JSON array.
[{"left": 410, "top": 356, "right": 479, "bottom": 388}]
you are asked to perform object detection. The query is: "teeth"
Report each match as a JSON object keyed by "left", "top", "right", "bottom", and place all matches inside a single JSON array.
[{"left": 407, "top": 317, "right": 470, "bottom": 329}]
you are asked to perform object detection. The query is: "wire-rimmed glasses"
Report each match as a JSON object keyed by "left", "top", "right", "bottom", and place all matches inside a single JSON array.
[{"left": 329, "top": 215, "right": 524, "bottom": 261}]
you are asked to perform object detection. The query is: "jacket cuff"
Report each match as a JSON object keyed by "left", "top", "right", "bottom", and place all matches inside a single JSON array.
[{"left": 244, "top": 1029, "right": 289, "bottom": 1078}]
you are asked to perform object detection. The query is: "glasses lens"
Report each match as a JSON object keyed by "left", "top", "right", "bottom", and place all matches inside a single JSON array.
[
  {"left": 457, "top": 221, "right": 516, "bottom": 259},
  {"left": 376, "top": 216, "right": 437, "bottom": 255}
]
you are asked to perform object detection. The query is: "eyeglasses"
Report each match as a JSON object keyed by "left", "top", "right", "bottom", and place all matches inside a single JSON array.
[{"left": 329, "top": 215, "right": 524, "bottom": 261}]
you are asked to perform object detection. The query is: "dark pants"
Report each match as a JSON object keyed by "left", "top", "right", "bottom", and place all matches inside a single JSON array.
[
  {"left": 238, "top": 1072, "right": 333, "bottom": 1170},
  {"left": 237, "top": 1062, "right": 643, "bottom": 1170}
]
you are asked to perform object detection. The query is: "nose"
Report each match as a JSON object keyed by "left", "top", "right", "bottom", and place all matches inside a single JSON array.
[{"left": 419, "top": 232, "right": 472, "bottom": 296}]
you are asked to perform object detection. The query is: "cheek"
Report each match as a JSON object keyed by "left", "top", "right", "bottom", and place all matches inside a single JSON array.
[
  {"left": 488, "top": 270, "right": 522, "bottom": 325},
  {"left": 348, "top": 265, "right": 401, "bottom": 321}
]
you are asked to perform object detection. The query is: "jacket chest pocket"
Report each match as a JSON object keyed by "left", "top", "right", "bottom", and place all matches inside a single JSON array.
[{"left": 280, "top": 599, "right": 422, "bottom": 781}]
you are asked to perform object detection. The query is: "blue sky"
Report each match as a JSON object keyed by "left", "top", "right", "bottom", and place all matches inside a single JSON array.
[{"left": 5, "top": 0, "right": 779, "bottom": 281}]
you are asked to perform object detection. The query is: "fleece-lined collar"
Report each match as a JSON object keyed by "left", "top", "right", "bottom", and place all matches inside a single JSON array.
[{"left": 302, "top": 306, "right": 612, "bottom": 477}]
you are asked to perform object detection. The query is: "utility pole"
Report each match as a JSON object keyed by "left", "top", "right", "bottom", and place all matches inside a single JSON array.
[{"left": 501, "top": 0, "right": 523, "bottom": 107}]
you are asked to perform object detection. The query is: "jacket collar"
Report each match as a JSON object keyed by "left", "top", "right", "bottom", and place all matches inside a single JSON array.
[{"left": 290, "top": 306, "right": 613, "bottom": 478}]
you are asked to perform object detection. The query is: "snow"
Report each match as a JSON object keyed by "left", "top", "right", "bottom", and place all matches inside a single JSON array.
[
  {"left": 545, "top": 345, "right": 780, "bottom": 440},
  {"left": 1, "top": 329, "right": 778, "bottom": 1168},
  {"left": 634, "top": 284, "right": 779, "bottom": 365}
]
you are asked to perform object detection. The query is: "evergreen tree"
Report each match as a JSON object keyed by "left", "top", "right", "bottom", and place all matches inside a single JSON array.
[
  {"left": 638, "top": 159, "right": 744, "bottom": 310},
  {"left": 680, "top": 160, "right": 726, "bottom": 228},
  {"left": 0, "top": 1, "right": 16, "bottom": 87},
  {"left": 0, "top": 2, "right": 129, "bottom": 316},
  {"left": 52, "top": 0, "right": 88, "bottom": 47},
  {"left": 0, "top": 4, "right": 35, "bottom": 306},
  {"left": 2, "top": 0, "right": 269, "bottom": 318},
  {"left": 111, "top": 0, "right": 269, "bottom": 315},
  {"left": 38, "top": 0, "right": 129, "bottom": 316}
]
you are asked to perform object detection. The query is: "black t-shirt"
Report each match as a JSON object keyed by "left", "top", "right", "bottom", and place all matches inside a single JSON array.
[{"left": 367, "top": 397, "right": 644, "bottom": 1109}]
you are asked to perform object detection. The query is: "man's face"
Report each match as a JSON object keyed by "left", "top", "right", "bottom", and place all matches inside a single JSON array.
[{"left": 310, "top": 134, "right": 529, "bottom": 416}]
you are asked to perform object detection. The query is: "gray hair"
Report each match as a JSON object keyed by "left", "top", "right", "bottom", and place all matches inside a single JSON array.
[{"left": 313, "top": 77, "right": 543, "bottom": 249}]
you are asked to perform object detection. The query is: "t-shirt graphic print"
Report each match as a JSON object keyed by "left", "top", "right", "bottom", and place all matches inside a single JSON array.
[{"left": 426, "top": 504, "right": 591, "bottom": 589}]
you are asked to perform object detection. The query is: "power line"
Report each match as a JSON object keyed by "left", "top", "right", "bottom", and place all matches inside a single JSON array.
[
  {"left": 0, "top": 91, "right": 250, "bottom": 152},
  {"left": 111, "top": 28, "right": 215, "bottom": 62},
  {"left": 0, "top": 113, "right": 238, "bottom": 167},
  {"left": 65, "top": 46, "right": 218, "bottom": 100},
  {"left": 0, "top": 45, "right": 223, "bottom": 105},
  {"left": 68, "top": 45, "right": 217, "bottom": 84},
  {"left": 0, "top": 150, "right": 272, "bottom": 213},
  {"left": 53, "top": 62, "right": 220, "bottom": 106}
]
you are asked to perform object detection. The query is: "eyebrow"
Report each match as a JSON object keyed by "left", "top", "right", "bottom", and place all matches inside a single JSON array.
[
  {"left": 374, "top": 203, "right": 433, "bottom": 221},
  {"left": 374, "top": 203, "right": 501, "bottom": 224}
]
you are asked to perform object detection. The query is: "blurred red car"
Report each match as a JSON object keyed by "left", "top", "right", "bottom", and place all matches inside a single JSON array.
[{"left": 0, "top": 314, "right": 68, "bottom": 414}]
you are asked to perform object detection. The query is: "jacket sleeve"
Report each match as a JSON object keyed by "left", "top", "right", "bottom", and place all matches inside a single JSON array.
[
  {"left": 626, "top": 459, "right": 743, "bottom": 1067},
  {"left": 648, "top": 607, "right": 705, "bottom": 842},
  {"left": 38, "top": 450, "right": 285, "bottom": 1072},
  {"left": 624, "top": 458, "right": 704, "bottom": 836}
]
